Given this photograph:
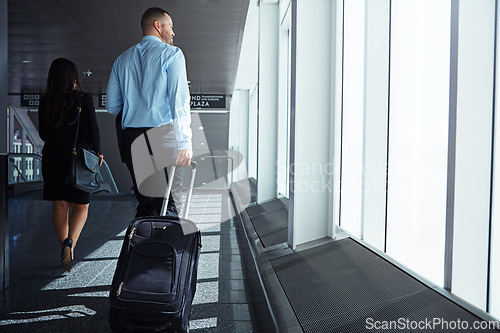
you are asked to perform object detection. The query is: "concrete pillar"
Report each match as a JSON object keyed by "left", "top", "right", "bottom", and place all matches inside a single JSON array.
[
  {"left": 257, "top": 1, "right": 279, "bottom": 203},
  {"left": 9, "top": 111, "right": 14, "bottom": 153},
  {"left": 289, "top": 0, "right": 336, "bottom": 248},
  {"left": 0, "top": 0, "right": 9, "bottom": 291},
  {"left": 239, "top": 89, "right": 250, "bottom": 174},
  {"left": 228, "top": 89, "right": 250, "bottom": 182},
  {"left": 0, "top": 0, "right": 7, "bottom": 154},
  {"left": 451, "top": 0, "right": 495, "bottom": 310}
]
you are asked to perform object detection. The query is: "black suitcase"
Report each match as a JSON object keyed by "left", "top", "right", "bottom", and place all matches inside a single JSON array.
[{"left": 109, "top": 162, "right": 201, "bottom": 333}]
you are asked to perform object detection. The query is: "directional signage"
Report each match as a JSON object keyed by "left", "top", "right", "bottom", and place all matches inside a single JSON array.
[
  {"left": 190, "top": 94, "right": 226, "bottom": 109},
  {"left": 99, "top": 93, "right": 107, "bottom": 108},
  {"left": 21, "top": 93, "right": 41, "bottom": 107},
  {"left": 98, "top": 93, "right": 226, "bottom": 109}
]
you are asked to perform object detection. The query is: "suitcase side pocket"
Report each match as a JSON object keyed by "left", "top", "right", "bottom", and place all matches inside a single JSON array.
[{"left": 118, "top": 241, "right": 178, "bottom": 303}]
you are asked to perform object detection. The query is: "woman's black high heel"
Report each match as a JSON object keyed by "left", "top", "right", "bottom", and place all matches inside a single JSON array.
[{"left": 61, "top": 237, "right": 73, "bottom": 272}]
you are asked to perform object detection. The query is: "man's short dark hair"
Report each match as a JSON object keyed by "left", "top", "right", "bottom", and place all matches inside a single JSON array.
[{"left": 141, "top": 7, "right": 171, "bottom": 34}]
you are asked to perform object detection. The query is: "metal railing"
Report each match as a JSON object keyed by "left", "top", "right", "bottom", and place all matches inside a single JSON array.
[
  {"left": 95, "top": 159, "right": 119, "bottom": 194},
  {"left": 8, "top": 153, "right": 43, "bottom": 184},
  {"left": 7, "top": 153, "right": 119, "bottom": 194}
]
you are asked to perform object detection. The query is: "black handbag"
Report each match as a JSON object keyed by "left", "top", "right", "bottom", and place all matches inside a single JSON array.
[{"left": 65, "top": 92, "right": 101, "bottom": 193}]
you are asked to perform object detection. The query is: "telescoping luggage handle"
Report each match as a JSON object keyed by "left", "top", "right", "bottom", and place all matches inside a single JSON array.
[{"left": 160, "top": 161, "right": 197, "bottom": 218}]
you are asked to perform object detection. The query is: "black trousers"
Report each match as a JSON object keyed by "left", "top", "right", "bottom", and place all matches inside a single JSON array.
[{"left": 121, "top": 126, "right": 183, "bottom": 218}]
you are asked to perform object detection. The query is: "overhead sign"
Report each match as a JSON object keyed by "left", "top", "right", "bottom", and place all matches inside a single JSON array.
[
  {"left": 21, "top": 93, "right": 41, "bottom": 107},
  {"left": 96, "top": 93, "right": 226, "bottom": 109},
  {"left": 190, "top": 94, "right": 226, "bottom": 109}
]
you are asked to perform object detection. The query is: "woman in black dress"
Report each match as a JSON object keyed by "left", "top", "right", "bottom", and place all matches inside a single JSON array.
[{"left": 38, "top": 58, "right": 103, "bottom": 272}]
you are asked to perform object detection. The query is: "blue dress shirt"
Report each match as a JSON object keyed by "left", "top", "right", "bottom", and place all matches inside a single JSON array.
[{"left": 106, "top": 35, "right": 192, "bottom": 150}]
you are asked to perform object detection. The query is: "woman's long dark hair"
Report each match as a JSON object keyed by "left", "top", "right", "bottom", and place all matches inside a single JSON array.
[{"left": 44, "top": 58, "right": 83, "bottom": 127}]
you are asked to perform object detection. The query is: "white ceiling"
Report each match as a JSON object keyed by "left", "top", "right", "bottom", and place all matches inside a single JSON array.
[{"left": 8, "top": 0, "right": 250, "bottom": 101}]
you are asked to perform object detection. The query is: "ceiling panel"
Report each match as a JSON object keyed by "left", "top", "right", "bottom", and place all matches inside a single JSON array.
[{"left": 8, "top": 0, "right": 249, "bottom": 103}]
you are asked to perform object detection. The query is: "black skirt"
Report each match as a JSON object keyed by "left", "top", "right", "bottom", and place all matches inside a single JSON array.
[{"left": 42, "top": 152, "right": 90, "bottom": 204}]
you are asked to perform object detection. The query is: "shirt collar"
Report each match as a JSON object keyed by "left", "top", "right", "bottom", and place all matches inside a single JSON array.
[{"left": 142, "top": 35, "right": 162, "bottom": 43}]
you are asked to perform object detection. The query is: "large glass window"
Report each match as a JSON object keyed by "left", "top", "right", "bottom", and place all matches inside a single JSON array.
[
  {"left": 385, "top": 0, "right": 451, "bottom": 286},
  {"left": 337, "top": 0, "right": 499, "bottom": 317},
  {"left": 451, "top": 0, "right": 496, "bottom": 311}
]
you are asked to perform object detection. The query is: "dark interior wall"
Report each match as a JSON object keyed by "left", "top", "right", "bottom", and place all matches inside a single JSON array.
[
  {"left": 95, "top": 112, "right": 133, "bottom": 193},
  {"left": 190, "top": 112, "right": 230, "bottom": 188},
  {"left": 192, "top": 112, "right": 229, "bottom": 152}
]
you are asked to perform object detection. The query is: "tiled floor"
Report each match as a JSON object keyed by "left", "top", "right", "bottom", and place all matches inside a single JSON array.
[{"left": 0, "top": 190, "right": 274, "bottom": 332}]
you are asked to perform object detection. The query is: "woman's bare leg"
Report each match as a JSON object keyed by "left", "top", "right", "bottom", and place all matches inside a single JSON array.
[
  {"left": 68, "top": 202, "right": 89, "bottom": 259},
  {"left": 52, "top": 200, "right": 70, "bottom": 246}
]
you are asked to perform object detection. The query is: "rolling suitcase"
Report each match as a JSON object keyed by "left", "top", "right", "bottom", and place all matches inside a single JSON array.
[{"left": 109, "top": 162, "right": 201, "bottom": 333}]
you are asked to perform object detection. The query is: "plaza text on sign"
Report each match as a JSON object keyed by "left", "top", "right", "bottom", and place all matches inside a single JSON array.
[{"left": 190, "top": 94, "right": 226, "bottom": 109}]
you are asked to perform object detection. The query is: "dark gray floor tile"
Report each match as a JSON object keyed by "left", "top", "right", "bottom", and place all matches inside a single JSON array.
[
  {"left": 1, "top": 191, "right": 274, "bottom": 333},
  {"left": 220, "top": 254, "right": 243, "bottom": 263},
  {"left": 219, "top": 279, "right": 247, "bottom": 291},
  {"left": 217, "top": 320, "right": 255, "bottom": 333},
  {"left": 221, "top": 260, "right": 243, "bottom": 272},
  {"left": 220, "top": 304, "right": 251, "bottom": 321},
  {"left": 220, "top": 290, "right": 248, "bottom": 304},
  {"left": 223, "top": 269, "right": 244, "bottom": 280}
]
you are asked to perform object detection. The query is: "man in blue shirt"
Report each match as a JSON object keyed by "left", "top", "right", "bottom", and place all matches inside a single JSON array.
[{"left": 106, "top": 7, "right": 192, "bottom": 217}]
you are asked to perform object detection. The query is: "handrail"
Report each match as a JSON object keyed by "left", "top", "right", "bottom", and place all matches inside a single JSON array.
[
  {"left": 8, "top": 153, "right": 42, "bottom": 159},
  {"left": 97, "top": 159, "right": 119, "bottom": 194},
  {"left": 7, "top": 153, "right": 119, "bottom": 194},
  {"left": 8, "top": 107, "right": 44, "bottom": 155},
  {"left": 12, "top": 164, "right": 27, "bottom": 182},
  {"left": 8, "top": 153, "right": 43, "bottom": 184},
  {"left": 198, "top": 155, "right": 234, "bottom": 189}
]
